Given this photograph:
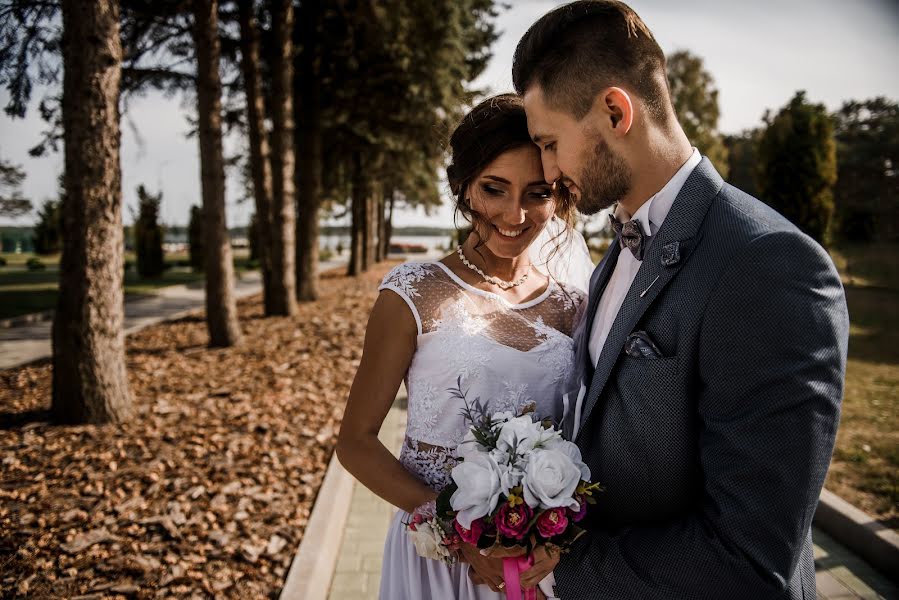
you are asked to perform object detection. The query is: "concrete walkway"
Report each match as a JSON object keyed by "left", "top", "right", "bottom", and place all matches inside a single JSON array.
[
  {"left": 325, "top": 400, "right": 897, "bottom": 600},
  {"left": 0, "top": 259, "right": 347, "bottom": 371},
  {"left": 328, "top": 395, "right": 407, "bottom": 599}
]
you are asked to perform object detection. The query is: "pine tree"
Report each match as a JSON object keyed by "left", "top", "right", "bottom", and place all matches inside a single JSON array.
[
  {"left": 756, "top": 91, "right": 837, "bottom": 246},
  {"left": 667, "top": 50, "right": 729, "bottom": 177},
  {"left": 134, "top": 184, "right": 165, "bottom": 278},
  {"left": 193, "top": 0, "right": 243, "bottom": 347},
  {"left": 832, "top": 97, "right": 899, "bottom": 242},
  {"left": 188, "top": 204, "right": 205, "bottom": 272},
  {"left": 32, "top": 197, "right": 63, "bottom": 255},
  {"left": 237, "top": 0, "right": 276, "bottom": 311},
  {"left": 52, "top": 0, "right": 133, "bottom": 424},
  {"left": 0, "top": 157, "right": 32, "bottom": 219}
]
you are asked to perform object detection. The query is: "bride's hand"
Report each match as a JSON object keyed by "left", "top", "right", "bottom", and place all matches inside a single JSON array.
[
  {"left": 519, "top": 544, "right": 560, "bottom": 590},
  {"left": 459, "top": 543, "right": 506, "bottom": 592}
]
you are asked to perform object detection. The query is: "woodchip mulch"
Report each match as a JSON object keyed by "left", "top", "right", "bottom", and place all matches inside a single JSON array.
[{"left": 0, "top": 261, "right": 398, "bottom": 599}]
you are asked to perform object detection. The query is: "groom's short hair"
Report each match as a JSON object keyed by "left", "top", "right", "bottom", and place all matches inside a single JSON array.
[{"left": 513, "top": 0, "right": 671, "bottom": 123}]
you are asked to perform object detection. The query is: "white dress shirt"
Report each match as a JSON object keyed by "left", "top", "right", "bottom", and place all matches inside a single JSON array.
[
  {"left": 540, "top": 148, "right": 701, "bottom": 600},
  {"left": 587, "top": 148, "right": 701, "bottom": 367}
]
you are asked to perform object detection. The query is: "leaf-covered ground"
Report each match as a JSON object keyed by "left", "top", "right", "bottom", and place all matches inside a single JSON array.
[{"left": 0, "top": 262, "right": 397, "bottom": 599}]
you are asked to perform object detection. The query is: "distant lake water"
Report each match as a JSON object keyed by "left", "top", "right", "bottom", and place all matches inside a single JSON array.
[{"left": 319, "top": 234, "right": 455, "bottom": 253}]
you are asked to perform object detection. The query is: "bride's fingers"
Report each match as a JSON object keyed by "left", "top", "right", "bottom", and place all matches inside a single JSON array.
[
  {"left": 481, "top": 545, "right": 527, "bottom": 559},
  {"left": 519, "top": 545, "right": 559, "bottom": 589},
  {"left": 468, "top": 568, "right": 504, "bottom": 592}
]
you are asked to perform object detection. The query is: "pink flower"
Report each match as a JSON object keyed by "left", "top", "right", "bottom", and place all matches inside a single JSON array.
[
  {"left": 536, "top": 507, "right": 569, "bottom": 538},
  {"left": 454, "top": 517, "right": 486, "bottom": 545},
  {"left": 567, "top": 495, "right": 587, "bottom": 523},
  {"left": 443, "top": 532, "right": 463, "bottom": 551},
  {"left": 495, "top": 501, "right": 533, "bottom": 540}
]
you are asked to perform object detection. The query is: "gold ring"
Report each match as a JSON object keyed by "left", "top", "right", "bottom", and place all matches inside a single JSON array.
[{"left": 498, "top": 582, "right": 505, "bottom": 589}]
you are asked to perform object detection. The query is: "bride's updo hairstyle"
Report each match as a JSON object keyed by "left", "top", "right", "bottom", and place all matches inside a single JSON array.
[{"left": 445, "top": 93, "right": 577, "bottom": 261}]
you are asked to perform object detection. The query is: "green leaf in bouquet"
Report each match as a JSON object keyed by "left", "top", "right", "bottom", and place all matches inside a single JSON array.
[
  {"left": 477, "top": 531, "right": 497, "bottom": 550},
  {"left": 555, "top": 523, "right": 587, "bottom": 549},
  {"left": 524, "top": 508, "right": 545, "bottom": 532},
  {"left": 435, "top": 482, "right": 458, "bottom": 520}
]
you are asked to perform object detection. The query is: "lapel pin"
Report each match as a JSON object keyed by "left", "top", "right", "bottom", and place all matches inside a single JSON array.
[
  {"left": 640, "top": 275, "right": 660, "bottom": 298},
  {"left": 661, "top": 241, "right": 681, "bottom": 267}
]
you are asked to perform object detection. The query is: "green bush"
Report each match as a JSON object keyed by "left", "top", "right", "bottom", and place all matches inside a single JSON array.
[
  {"left": 0, "top": 256, "right": 7, "bottom": 267},
  {"left": 32, "top": 198, "right": 62, "bottom": 255},
  {"left": 134, "top": 185, "right": 165, "bottom": 278},
  {"left": 248, "top": 212, "right": 260, "bottom": 261},
  {"left": 188, "top": 205, "right": 205, "bottom": 272},
  {"left": 26, "top": 257, "right": 45, "bottom": 271},
  {"left": 756, "top": 91, "right": 837, "bottom": 246}
]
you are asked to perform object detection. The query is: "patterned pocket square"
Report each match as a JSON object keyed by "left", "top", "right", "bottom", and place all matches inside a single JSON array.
[{"left": 623, "top": 330, "right": 663, "bottom": 359}]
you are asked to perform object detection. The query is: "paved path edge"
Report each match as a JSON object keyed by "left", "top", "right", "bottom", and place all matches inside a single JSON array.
[
  {"left": 280, "top": 450, "right": 355, "bottom": 600},
  {"left": 814, "top": 488, "right": 899, "bottom": 583}
]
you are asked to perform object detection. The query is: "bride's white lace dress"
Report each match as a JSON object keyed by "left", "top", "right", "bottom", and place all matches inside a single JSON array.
[{"left": 377, "top": 259, "right": 587, "bottom": 599}]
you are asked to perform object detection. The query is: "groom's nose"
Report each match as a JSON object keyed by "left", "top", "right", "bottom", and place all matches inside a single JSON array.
[{"left": 542, "top": 155, "right": 561, "bottom": 185}]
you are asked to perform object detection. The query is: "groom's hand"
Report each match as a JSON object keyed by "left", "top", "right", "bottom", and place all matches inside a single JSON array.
[
  {"left": 459, "top": 543, "right": 505, "bottom": 592},
  {"left": 519, "top": 544, "right": 560, "bottom": 590}
]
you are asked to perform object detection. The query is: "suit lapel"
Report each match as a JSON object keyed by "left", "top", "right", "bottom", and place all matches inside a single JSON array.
[
  {"left": 575, "top": 158, "right": 725, "bottom": 443},
  {"left": 561, "top": 241, "right": 620, "bottom": 441},
  {"left": 582, "top": 241, "right": 621, "bottom": 380}
]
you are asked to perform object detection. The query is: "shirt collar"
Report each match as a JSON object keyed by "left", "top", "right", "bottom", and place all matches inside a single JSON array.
[{"left": 613, "top": 147, "right": 702, "bottom": 237}]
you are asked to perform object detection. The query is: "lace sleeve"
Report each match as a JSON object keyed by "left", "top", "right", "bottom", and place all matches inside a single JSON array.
[{"left": 378, "top": 263, "right": 428, "bottom": 336}]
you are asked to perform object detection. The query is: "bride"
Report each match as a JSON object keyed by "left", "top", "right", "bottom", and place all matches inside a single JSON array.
[{"left": 336, "top": 94, "right": 594, "bottom": 600}]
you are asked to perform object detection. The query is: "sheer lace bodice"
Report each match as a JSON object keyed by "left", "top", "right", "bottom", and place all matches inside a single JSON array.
[{"left": 379, "top": 260, "right": 587, "bottom": 490}]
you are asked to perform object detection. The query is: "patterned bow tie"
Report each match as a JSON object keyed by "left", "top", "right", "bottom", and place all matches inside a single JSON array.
[{"left": 609, "top": 213, "right": 650, "bottom": 260}]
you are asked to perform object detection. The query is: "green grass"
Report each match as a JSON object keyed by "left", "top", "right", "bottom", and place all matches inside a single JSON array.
[
  {"left": 826, "top": 243, "right": 899, "bottom": 528},
  {"left": 0, "top": 249, "right": 254, "bottom": 321}
]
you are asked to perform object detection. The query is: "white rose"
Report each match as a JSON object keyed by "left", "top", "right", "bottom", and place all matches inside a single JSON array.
[
  {"left": 456, "top": 429, "right": 488, "bottom": 460},
  {"left": 450, "top": 452, "right": 503, "bottom": 529},
  {"left": 499, "top": 461, "right": 525, "bottom": 496},
  {"left": 522, "top": 449, "right": 581, "bottom": 510},
  {"left": 541, "top": 437, "right": 591, "bottom": 481},
  {"left": 492, "top": 410, "right": 515, "bottom": 425},
  {"left": 532, "top": 426, "right": 564, "bottom": 450},
  {"left": 553, "top": 440, "right": 590, "bottom": 481},
  {"left": 496, "top": 415, "right": 543, "bottom": 455},
  {"left": 407, "top": 520, "right": 450, "bottom": 561}
]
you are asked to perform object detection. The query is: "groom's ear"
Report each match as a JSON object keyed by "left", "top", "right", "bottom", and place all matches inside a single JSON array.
[{"left": 592, "top": 87, "right": 633, "bottom": 137}]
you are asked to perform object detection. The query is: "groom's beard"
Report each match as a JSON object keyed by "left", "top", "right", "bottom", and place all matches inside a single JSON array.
[{"left": 577, "top": 136, "right": 632, "bottom": 215}]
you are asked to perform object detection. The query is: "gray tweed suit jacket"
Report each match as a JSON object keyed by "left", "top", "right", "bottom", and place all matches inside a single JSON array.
[{"left": 555, "top": 158, "right": 849, "bottom": 599}]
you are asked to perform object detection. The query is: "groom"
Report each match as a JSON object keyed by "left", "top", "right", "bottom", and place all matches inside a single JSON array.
[{"left": 470, "top": 1, "right": 849, "bottom": 598}]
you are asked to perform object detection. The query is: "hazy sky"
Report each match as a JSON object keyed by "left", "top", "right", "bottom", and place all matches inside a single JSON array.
[{"left": 1, "top": 0, "right": 897, "bottom": 229}]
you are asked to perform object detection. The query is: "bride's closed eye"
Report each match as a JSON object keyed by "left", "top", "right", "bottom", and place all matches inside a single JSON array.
[{"left": 481, "top": 184, "right": 505, "bottom": 196}]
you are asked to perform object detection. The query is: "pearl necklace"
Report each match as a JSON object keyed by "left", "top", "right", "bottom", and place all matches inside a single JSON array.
[{"left": 456, "top": 245, "right": 531, "bottom": 290}]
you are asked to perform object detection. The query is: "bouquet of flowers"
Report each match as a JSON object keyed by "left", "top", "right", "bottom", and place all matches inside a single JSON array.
[{"left": 406, "top": 378, "right": 600, "bottom": 599}]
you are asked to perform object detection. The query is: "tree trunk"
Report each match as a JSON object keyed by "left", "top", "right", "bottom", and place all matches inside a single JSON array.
[
  {"left": 362, "top": 191, "right": 371, "bottom": 269},
  {"left": 52, "top": 0, "right": 133, "bottom": 424},
  {"left": 348, "top": 152, "right": 366, "bottom": 276},
  {"left": 384, "top": 189, "right": 394, "bottom": 258},
  {"left": 294, "top": 0, "right": 323, "bottom": 301},
  {"left": 370, "top": 188, "right": 382, "bottom": 264},
  {"left": 375, "top": 193, "right": 384, "bottom": 262},
  {"left": 193, "top": 0, "right": 242, "bottom": 347},
  {"left": 267, "top": 0, "right": 297, "bottom": 315},
  {"left": 237, "top": 0, "right": 276, "bottom": 315}
]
